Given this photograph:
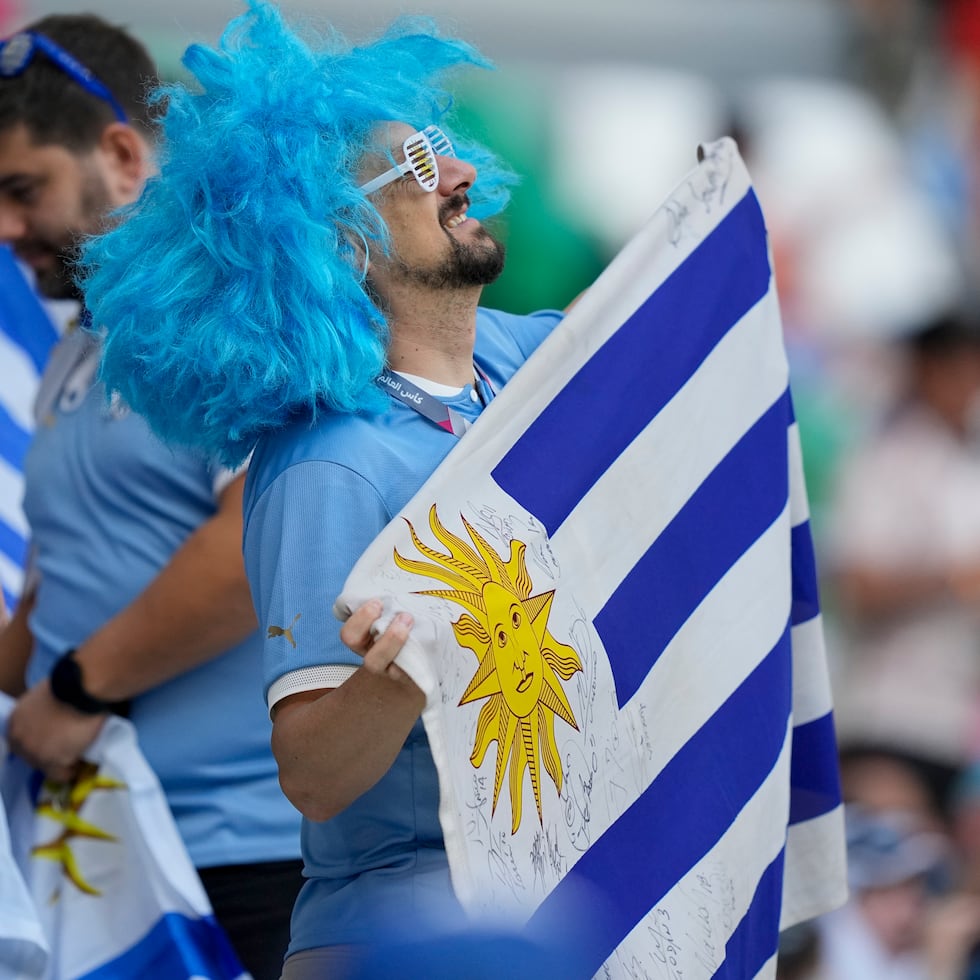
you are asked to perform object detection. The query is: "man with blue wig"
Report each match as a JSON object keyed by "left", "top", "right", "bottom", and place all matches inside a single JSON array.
[
  {"left": 0, "top": 13, "right": 303, "bottom": 978},
  {"left": 79, "top": 1, "right": 574, "bottom": 974}
]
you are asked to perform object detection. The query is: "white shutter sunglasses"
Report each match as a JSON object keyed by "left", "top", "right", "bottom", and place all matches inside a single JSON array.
[{"left": 359, "top": 125, "right": 455, "bottom": 195}]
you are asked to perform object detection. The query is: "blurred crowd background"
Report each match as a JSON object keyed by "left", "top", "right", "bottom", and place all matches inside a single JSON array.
[{"left": 5, "top": 0, "right": 980, "bottom": 975}]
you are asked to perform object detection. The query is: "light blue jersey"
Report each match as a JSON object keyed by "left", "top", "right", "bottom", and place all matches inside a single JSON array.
[
  {"left": 243, "top": 307, "right": 562, "bottom": 953},
  {"left": 23, "top": 328, "right": 301, "bottom": 869}
]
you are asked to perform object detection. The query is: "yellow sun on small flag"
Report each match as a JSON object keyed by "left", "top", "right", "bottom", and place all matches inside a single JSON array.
[
  {"left": 394, "top": 505, "right": 583, "bottom": 834},
  {"left": 33, "top": 761, "right": 125, "bottom": 896}
]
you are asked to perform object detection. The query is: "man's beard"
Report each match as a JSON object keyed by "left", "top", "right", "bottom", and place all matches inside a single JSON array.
[
  {"left": 397, "top": 195, "right": 506, "bottom": 290},
  {"left": 400, "top": 227, "right": 505, "bottom": 290},
  {"left": 26, "top": 166, "right": 111, "bottom": 301},
  {"left": 32, "top": 242, "right": 82, "bottom": 301}
]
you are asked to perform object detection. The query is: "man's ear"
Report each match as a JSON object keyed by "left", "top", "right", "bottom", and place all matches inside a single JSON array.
[
  {"left": 96, "top": 122, "right": 151, "bottom": 206},
  {"left": 351, "top": 231, "right": 371, "bottom": 278}
]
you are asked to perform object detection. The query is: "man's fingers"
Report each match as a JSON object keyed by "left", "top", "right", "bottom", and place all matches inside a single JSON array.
[
  {"left": 339, "top": 599, "right": 414, "bottom": 676},
  {"left": 339, "top": 599, "right": 383, "bottom": 653},
  {"left": 361, "top": 612, "right": 414, "bottom": 676},
  {"left": 8, "top": 735, "right": 78, "bottom": 783},
  {"left": 45, "top": 762, "right": 81, "bottom": 785}
]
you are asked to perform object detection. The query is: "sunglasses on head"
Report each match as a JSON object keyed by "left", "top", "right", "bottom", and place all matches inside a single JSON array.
[
  {"left": 359, "top": 125, "right": 454, "bottom": 195},
  {"left": 0, "top": 31, "right": 128, "bottom": 123}
]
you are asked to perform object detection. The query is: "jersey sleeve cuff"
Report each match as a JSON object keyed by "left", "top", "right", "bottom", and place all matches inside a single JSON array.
[{"left": 267, "top": 663, "right": 358, "bottom": 714}]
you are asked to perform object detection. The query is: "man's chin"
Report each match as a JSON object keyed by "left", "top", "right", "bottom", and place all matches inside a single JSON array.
[
  {"left": 467, "top": 237, "right": 506, "bottom": 287},
  {"left": 34, "top": 267, "right": 81, "bottom": 302},
  {"left": 399, "top": 235, "right": 506, "bottom": 290}
]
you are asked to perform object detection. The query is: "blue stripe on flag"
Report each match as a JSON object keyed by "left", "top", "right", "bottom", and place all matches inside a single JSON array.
[
  {"left": 595, "top": 391, "right": 790, "bottom": 708},
  {"left": 713, "top": 849, "right": 785, "bottom": 980},
  {"left": 492, "top": 190, "right": 771, "bottom": 537},
  {"left": 79, "top": 912, "right": 244, "bottom": 980},
  {"left": 2, "top": 585, "right": 16, "bottom": 614},
  {"left": 0, "top": 400, "right": 31, "bottom": 472},
  {"left": 789, "top": 712, "right": 841, "bottom": 825},
  {"left": 0, "top": 245, "right": 58, "bottom": 374},
  {"left": 527, "top": 627, "right": 792, "bottom": 975},
  {"left": 0, "top": 518, "right": 27, "bottom": 571},
  {"left": 791, "top": 522, "right": 820, "bottom": 626}
]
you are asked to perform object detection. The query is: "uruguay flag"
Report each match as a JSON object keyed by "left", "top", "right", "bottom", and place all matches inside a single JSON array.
[
  {"left": 337, "top": 137, "right": 847, "bottom": 977},
  {"left": 0, "top": 246, "right": 59, "bottom": 611},
  {"left": 0, "top": 694, "right": 249, "bottom": 980}
]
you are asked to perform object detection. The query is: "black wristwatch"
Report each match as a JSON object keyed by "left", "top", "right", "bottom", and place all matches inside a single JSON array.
[{"left": 49, "top": 649, "right": 125, "bottom": 715}]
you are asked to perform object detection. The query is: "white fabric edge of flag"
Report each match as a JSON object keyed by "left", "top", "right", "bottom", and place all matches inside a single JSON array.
[{"left": 780, "top": 807, "right": 848, "bottom": 929}]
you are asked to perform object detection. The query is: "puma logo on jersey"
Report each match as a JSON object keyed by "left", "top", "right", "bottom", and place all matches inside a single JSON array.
[{"left": 267, "top": 613, "right": 301, "bottom": 648}]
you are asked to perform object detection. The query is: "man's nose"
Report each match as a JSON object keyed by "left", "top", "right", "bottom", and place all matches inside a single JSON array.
[{"left": 437, "top": 155, "right": 475, "bottom": 196}]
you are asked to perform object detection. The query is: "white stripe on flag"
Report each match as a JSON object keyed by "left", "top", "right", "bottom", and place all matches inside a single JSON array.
[
  {"left": 791, "top": 617, "right": 834, "bottom": 727},
  {"left": 0, "top": 549, "right": 24, "bottom": 600},
  {"left": 0, "top": 457, "right": 28, "bottom": 537},
  {"left": 788, "top": 424, "right": 810, "bottom": 526},
  {"left": 781, "top": 808, "right": 848, "bottom": 928},
  {"left": 0, "top": 329, "right": 40, "bottom": 432}
]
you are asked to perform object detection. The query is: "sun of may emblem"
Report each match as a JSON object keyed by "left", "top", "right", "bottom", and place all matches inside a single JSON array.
[
  {"left": 33, "top": 761, "right": 125, "bottom": 896},
  {"left": 394, "top": 505, "right": 583, "bottom": 834}
]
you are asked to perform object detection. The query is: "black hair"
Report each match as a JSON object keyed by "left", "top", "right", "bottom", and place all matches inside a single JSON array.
[
  {"left": 907, "top": 308, "right": 980, "bottom": 357},
  {"left": 0, "top": 14, "right": 160, "bottom": 149}
]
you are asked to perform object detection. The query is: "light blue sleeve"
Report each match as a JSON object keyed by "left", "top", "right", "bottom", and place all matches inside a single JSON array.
[
  {"left": 475, "top": 307, "right": 565, "bottom": 370},
  {"left": 243, "top": 459, "right": 392, "bottom": 699},
  {"left": 513, "top": 309, "right": 565, "bottom": 357}
]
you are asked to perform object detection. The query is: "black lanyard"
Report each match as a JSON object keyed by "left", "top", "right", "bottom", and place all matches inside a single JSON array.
[{"left": 376, "top": 365, "right": 495, "bottom": 438}]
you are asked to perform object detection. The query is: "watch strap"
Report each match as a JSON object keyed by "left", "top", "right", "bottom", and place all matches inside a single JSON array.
[{"left": 49, "top": 649, "right": 122, "bottom": 715}]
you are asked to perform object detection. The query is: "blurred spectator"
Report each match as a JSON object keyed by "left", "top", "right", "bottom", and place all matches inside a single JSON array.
[
  {"left": 842, "top": 0, "right": 939, "bottom": 118},
  {"left": 826, "top": 309, "right": 980, "bottom": 810},
  {"left": 936, "top": 0, "right": 980, "bottom": 277},
  {"left": 817, "top": 805, "right": 980, "bottom": 980},
  {"left": 840, "top": 0, "right": 980, "bottom": 289},
  {"left": 839, "top": 743, "right": 949, "bottom": 831},
  {"left": 949, "top": 763, "right": 980, "bottom": 900},
  {"left": 736, "top": 75, "right": 962, "bottom": 345},
  {"left": 777, "top": 921, "right": 826, "bottom": 980}
]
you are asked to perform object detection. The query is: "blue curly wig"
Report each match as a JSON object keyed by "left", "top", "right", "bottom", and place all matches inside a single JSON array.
[{"left": 78, "top": 1, "right": 514, "bottom": 466}]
